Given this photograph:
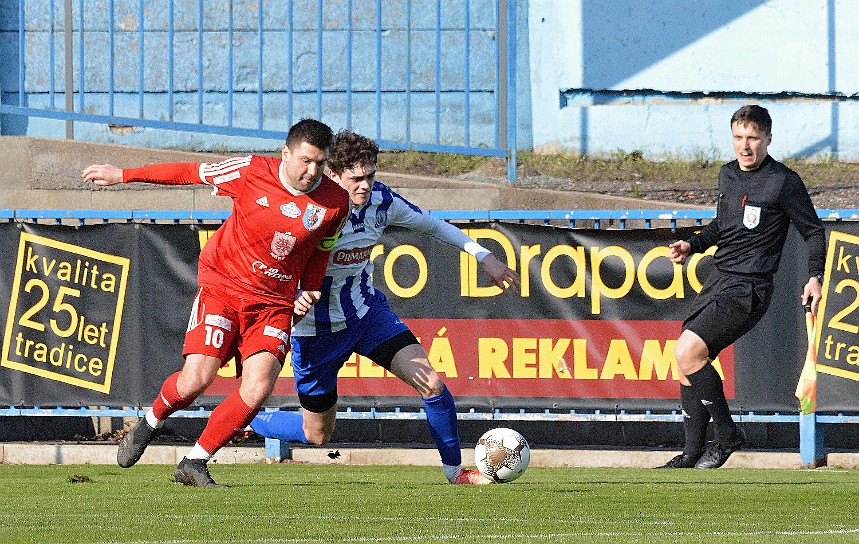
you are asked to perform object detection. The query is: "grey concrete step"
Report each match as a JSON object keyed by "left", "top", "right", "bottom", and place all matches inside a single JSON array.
[
  {"left": 0, "top": 136, "right": 704, "bottom": 212},
  {"left": 2, "top": 442, "right": 854, "bottom": 469}
]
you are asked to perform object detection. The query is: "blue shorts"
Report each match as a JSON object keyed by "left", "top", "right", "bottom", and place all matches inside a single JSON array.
[{"left": 290, "top": 295, "right": 411, "bottom": 400}]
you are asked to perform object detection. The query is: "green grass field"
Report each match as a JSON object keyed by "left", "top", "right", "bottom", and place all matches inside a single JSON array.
[{"left": 1, "top": 463, "right": 857, "bottom": 544}]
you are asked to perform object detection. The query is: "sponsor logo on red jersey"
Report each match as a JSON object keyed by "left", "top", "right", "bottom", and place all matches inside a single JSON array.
[
  {"left": 204, "top": 314, "right": 233, "bottom": 331},
  {"left": 263, "top": 325, "right": 290, "bottom": 344},
  {"left": 251, "top": 261, "right": 294, "bottom": 282},
  {"left": 280, "top": 202, "right": 301, "bottom": 218}
]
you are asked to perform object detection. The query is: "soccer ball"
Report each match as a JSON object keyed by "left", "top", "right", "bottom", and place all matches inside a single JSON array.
[{"left": 474, "top": 427, "right": 530, "bottom": 483}]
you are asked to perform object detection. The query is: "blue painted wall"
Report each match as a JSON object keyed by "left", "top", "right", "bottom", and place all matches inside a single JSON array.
[
  {"left": 3, "top": 0, "right": 858, "bottom": 160},
  {"left": 1, "top": 0, "right": 531, "bottom": 152},
  {"left": 529, "top": 0, "right": 859, "bottom": 160}
]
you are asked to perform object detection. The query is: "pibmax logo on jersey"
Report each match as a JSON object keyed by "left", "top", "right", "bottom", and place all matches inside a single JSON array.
[
  {"left": 333, "top": 245, "right": 374, "bottom": 265},
  {"left": 1, "top": 233, "right": 130, "bottom": 393}
]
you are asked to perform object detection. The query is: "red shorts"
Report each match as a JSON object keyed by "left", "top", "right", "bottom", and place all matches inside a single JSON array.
[{"left": 182, "top": 286, "right": 292, "bottom": 367}]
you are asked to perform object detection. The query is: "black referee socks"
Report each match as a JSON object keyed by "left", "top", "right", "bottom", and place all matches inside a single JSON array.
[{"left": 686, "top": 363, "right": 737, "bottom": 445}]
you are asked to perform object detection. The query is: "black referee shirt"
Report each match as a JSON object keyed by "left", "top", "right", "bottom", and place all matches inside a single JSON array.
[{"left": 687, "top": 155, "right": 825, "bottom": 279}]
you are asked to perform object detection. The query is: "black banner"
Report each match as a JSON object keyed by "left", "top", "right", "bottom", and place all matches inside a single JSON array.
[
  {"left": 815, "top": 227, "right": 859, "bottom": 411},
  {"left": 1, "top": 220, "right": 856, "bottom": 413},
  {"left": 0, "top": 224, "right": 195, "bottom": 406}
]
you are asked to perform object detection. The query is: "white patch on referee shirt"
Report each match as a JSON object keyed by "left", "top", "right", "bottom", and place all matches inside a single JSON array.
[
  {"left": 743, "top": 205, "right": 761, "bottom": 229},
  {"left": 205, "top": 314, "right": 233, "bottom": 331},
  {"left": 264, "top": 325, "right": 290, "bottom": 344}
]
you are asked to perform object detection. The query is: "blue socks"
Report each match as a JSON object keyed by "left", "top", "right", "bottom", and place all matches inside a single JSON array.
[
  {"left": 249, "top": 387, "right": 462, "bottom": 465},
  {"left": 423, "top": 385, "right": 462, "bottom": 466},
  {"left": 249, "top": 411, "right": 310, "bottom": 444}
]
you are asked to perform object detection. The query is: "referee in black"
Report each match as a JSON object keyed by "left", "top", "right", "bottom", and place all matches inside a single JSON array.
[{"left": 661, "top": 104, "right": 826, "bottom": 469}]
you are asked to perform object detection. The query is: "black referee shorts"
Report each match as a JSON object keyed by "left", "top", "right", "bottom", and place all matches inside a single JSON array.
[{"left": 683, "top": 269, "right": 774, "bottom": 360}]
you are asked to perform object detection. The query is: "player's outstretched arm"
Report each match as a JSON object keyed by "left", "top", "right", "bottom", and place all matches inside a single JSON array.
[
  {"left": 81, "top": 164, "right": 123, "bottom": 186},
  {"left": 404, "top": 211, "right": 519, "bottom": 291},
  {"left": 481, "top": 253, "right": 519, "bottom": 291}
]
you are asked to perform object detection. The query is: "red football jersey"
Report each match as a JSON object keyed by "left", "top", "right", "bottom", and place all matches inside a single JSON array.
[{"left": 123, "top": 155, "right": 350, "bottom": 306}]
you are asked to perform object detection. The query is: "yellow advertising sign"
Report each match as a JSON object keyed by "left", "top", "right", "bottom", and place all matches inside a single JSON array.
[
  {"left": 815, "top": 230, "right": 859, "bottom": 382},
  {"left": 1, "top": 233, "right": 130, "bottom": 393}
]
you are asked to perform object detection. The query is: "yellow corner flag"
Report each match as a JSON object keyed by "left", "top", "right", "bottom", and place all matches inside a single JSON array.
[{"left": 794, "top": 306, "right": 817, "bottom": 415}]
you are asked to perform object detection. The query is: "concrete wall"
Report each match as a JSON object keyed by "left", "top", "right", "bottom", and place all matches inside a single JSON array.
[
  {"left": 3, "top": 0, "right": 858, "bottom": 160},
  {"left": 0, "top": 136, "right": 692, "bottom": 211},
  {"left": 529, "top": 0, "right": 859, "bottom": 160},
  {"left": 1, "top": 0, "right": 532, "bottom": 151}
]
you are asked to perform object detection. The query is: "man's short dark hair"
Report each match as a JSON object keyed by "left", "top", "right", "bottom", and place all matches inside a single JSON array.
[
  {"left": 731, "top": 105, "right": 772, "bottom": 135},
  {"left": 285, "top": 118, "right": 334, "bottom": 151},
  {"left": 327, "top": 130, "right": 380, "bottom": 175}
]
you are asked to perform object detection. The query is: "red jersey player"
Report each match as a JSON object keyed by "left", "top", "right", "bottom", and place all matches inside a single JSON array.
[{"left": 82, "top": 119, "right": 350, "bottom": 487}]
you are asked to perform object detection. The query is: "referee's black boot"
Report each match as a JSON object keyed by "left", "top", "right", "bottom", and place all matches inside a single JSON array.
[
  {"left": 656, "top": 452, "right": 701, "bottom": 469},
  {"left": 694, "top": 434, "right": 745, "bottom": 469}
]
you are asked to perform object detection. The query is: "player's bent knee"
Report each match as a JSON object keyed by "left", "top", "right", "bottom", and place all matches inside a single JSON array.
[
  {"left": 176, "top": 373, "right": 215, "bottom": 399},
  {"left": 238, "top": 381, "right": 276, "bottom": 408},
  {"left": 300, "top": 398, "right": 337, "bottom": 446},
  {"left": 674, "top": 333, "right": 709, "bottom": 376},
  {"left": 674, "top": 350, "right": 709, "bottom": 376},
  {"left": 303, "top": 424, "right": 333, "bottom": 446},
  {"left": 423, "top": 372, "right": 445, "bottom": 398},
  {"left": 303, "top": 430, "right": 331, "bottom": 446},
  {"left": 407, "top": 371, "right": 445, "bottom": 398}
]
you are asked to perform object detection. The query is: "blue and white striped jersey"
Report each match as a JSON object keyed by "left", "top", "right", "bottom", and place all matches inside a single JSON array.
[{"left": 292, "top": 181, "right": 489, "bottom": 336}]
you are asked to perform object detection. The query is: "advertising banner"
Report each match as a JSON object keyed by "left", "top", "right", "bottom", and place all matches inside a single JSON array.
[
  {"left": 814, "top": 227, "right": 859, "bottom": 411},
  {"left": 1, "top": 220, "right": 856, "bottom": 412},
  {"left": 0, "top": 224, "right": 197, "bottom": 407}
]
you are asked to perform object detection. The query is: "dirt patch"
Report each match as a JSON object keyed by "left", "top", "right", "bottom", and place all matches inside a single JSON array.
[{"left": 378, "top": 151, "right": 859, "bottom": 210}]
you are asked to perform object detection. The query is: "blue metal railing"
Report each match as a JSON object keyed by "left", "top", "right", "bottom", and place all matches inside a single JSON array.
[
  {"left": 6, "top": 405, "right": 852, "bottom": 426},
  {"left": 6, "top": 208, "right": 859, "bottom": 228},
  {"left": 0, "top": 0, "right": 518, "bottom": 180}
]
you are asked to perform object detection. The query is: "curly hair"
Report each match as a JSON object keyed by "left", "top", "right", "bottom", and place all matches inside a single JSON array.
[
  {"left": 285, "top": 118, "right": 334, "bottom": 151},
  {"left": 327, "top": 130, "right": 379, "bottom": 175},
  {"left": 731, "top": 105, "right": 772, "bottom": 136}
]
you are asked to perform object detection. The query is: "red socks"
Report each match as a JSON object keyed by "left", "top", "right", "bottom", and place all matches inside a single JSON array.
[
  {"left": 151, "top": 372, "right": 260, "bottom": 456},
  {"left": 151, "top": 372, "right": 195, "bottom": 420},
  {"left": 196, "top": 390, "right": 259, "bottom": 454}
]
